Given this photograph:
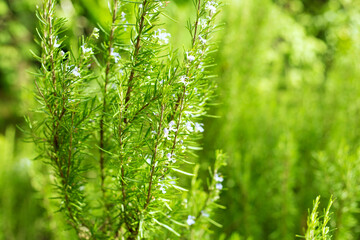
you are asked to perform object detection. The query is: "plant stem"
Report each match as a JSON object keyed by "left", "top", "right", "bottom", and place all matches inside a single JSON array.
[
  {"left": 123, "top": 0, "right": 148, "bottom": 124},
  {"left": 99, "top": 0, "right": 118, "bottom": 232},
  {"left": 144, "top": 104, "right": 165, "bottom": 210}
]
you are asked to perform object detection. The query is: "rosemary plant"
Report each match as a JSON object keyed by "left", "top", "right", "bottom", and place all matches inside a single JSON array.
[
  {"left": 297, "top": 196, "right": 334, "bottom": 240},
  {"left": 29, "top": 0, "right": 224, "bottom": 238}
]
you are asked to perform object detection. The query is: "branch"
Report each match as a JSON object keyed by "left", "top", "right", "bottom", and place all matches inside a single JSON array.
[
  {"left": 99, "top": 0, "right": 119, "bottom": 231},
  {"left": 123, "top": 0, "right": 148, "bottom": 124},
  {"left": 144, "top": 104, "right": 165, "bottom": 210}
]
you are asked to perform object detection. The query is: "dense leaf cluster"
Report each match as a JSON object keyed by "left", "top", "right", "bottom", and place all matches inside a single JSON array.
[{"left": 29, "top": 0, "right": 225, "bottom": 239}]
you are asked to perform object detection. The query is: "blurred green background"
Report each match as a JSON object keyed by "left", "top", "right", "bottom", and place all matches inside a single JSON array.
[{"left": 1, "top": 0, "right": 360, "bottom": 239}]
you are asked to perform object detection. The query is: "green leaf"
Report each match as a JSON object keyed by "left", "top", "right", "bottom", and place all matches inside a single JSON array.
[{"left": 152, "top": 218, "right": 180, "bottom": 236}]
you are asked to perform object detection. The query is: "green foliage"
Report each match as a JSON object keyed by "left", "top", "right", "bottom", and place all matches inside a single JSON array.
[
  {"left": 0, "top": 0, "right": 39, "bottom": 131},
  {"left": 0, "top": 128, "right": 52, "bottom": 240},
  {"left": 201, "top": 0, "right": 360, "bottom": 239},
  {"left": 298, "top": 196, "right": 334, "bottom": 240},
  {"left": 28, "top": 0, "right": 225, "bottom": 238},
  {"left": 1, "top": 0, "right": 360, "bottom": 239}
]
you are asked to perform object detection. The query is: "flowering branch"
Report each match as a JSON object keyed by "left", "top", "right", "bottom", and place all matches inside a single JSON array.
[{"left": 30, "top": 0, "right": 224, "bottom": 239}]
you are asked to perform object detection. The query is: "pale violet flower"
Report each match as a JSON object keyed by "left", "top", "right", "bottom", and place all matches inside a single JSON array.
[
  {"left": 110, "top": 48, "right": 121, "bottom": 63},
  {"left": 158, "top": 183, "right": 167, "bottom": 194},
  {"left": 169, "top": 121, "right": 177, "bottom": 132},
  {"left": 154, "top": 29, "right": 171, "bottom": 45},
  {"left": 199, "top": 62, "right": 205, "bottom": 72},
  {"left": 205, "top": 1, "right": 217, "bottom": 14},
  {"left": 187, "top": 215, "right": 196, "bottom": 226},
  {"left": 194, "top": 122, "right": 204, "bottom": 133},
  {"left": 186, "top": 121, "right": 194, "bottom": 132},
  {"left": 216, "top": 183, "right": 223, "bottom": 190},
  {"left": 163, "top": 127, "right": 169, "bottom": 138},
  {"left": 71, "top": 66, "right": 81, "bottom": 77},
  {"left": 167, "top": 176, "right": 176, "bottom": 185},
  {"left": 121, "top": 11, "right": 126, "bottom": 22},
  {"left": 167, "top": 153, "right": 176, "bottom": 163},
  {"left": 146, "top": 157, "right": 151, "bottom": 165},
  {"left": 214, "top": 173, "right": 224, "bottom": 182},
  {"left": 81, "top": 44, "right": 93, "bottom": 54},
  {"left": 199, "top": 36, "right": 207, "bottom": 44},
  {"left": 186, "top": 52, "right": 195, "bottom": 62},
  {"left": 201, "top": 211, "right": 210, "bottom": 217},
  {"left": 124, "top": 21, "right": 129, "bottom": 31},
  {"left": 199, "top": 18, "right": 208, "bottom": 28}
]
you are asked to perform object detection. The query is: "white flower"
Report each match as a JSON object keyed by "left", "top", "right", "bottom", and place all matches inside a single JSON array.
[
  {"left": 186, "top": 52, "right": 195, "bottom": 62},
  {"left": 199, "top": 18, "right": 208, "bottom": 28},
  {"left": 154, "top": 29, "right": 171, "bottom": 45},
  {"left": 179, "top": 75, "right": 188, "bottom": 85},
  {"left": 216, "top": 183, "right": 223, "bottom": 190},
  {"left": 201, "top": 211, "right": 210, "bottom": 217},
  {"left": 81, "top": 44, "right": 93, "bottom": 54},
  {"left": 93, "top": 27, "right": 99, "bottom": 39},
  {"left": 124, "top": 21, "right": 129, "bottom": 31},
  {"left": 158, "top": 183, "right": 167, "bottom": 194},
  {"left": 187, "top": 215, "right": 196, "bottom": 226},
  {"left": 205, "top": 1, "right": 217, "bottom": 14},
  {"left": 163, "top": 127, "right": 169, "bottom": 138},
  {"left": 146, "top": 157, "right": 151, "bottom": 165},
  {"left": 199, "top": 36, "right": 207, "bottom": 44},
  {"left": 214, "top": 173, "right": 224, "bottom": 182},
  {"left": 169, "top": 121, "right": 177, "bottom": 132},
  {"left": 71, "top": 66, "right": 81, "bottom": 77},
  {"left": 110, "top": 48, "right": 121, "bottom": 63},
  {"left": 194, "top": 122, "right": 204, "bottom": 133},
  {"left": 167, "top": 176, "right": 176, "bottom": 185},
  {"left": 186, "top": 121, "right": 194, "bottom": 132},
  {"left": 53, "top": 37, "right": 60, "bottom": 48},
  {"left": 199, "top": 62, "right": 205, "bottom": 72},
  {"left": 121, "top": 11, "right": 126, "bottom": 22},
  {"left": 166, "top": 153, "right": 176, "bottom": 163}
]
